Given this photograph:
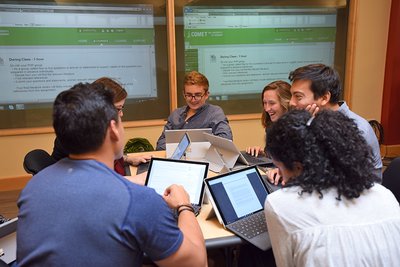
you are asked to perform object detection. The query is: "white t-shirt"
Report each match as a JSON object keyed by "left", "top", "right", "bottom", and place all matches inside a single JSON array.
[{"left": 265, "top": 184, "right": 400, "bottom": 267}]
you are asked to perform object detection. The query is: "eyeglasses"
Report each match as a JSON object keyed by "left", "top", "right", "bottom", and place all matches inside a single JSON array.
[{"left": 183, "top": 93, "right": 206, "bottom": 101}]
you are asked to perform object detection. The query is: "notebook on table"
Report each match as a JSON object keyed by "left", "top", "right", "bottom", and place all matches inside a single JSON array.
[
  {"left": 136, "top": 133, "right": 191, "bottom": 174},
  {"left": 204, "top": 166, "right": 272, "bottom": 250},
  {"left": 203, "top": 133, "right": 273, "bottom": 173},
  {"left": 144, "top": 157, "right": 209, "bottom": 215},
  {"left": 165, "top": 128, "right": 212, "bottom": 159}
]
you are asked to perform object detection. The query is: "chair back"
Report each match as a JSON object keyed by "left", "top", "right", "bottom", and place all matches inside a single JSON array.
[
  {"left": 23, "top": 149, "right": 56, "bottom": 175},
  {"left": 382, "top": 157, "right": 400, "bottom": 202},
  {"left": 124, "top": 138, "right": 154, "bottom": 153}
]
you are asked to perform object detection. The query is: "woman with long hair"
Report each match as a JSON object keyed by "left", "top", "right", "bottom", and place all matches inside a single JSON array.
[{"left": 245, "top": 80, "right": 291, "bottom": 157}]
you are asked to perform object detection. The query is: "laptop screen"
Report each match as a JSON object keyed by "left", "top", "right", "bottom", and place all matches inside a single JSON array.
[
  {"left": 145, "top": 158, "right": 209, "bottom": 205},
  {"left": 170, "top": 133, "right": 190, "bottom": 160},
  {"left": 205, "top": 166, "right": 269, "bottom": 225}
]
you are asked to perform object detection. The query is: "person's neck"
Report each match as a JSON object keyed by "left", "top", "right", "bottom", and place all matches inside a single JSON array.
[
  {"left": 187, "top": 108, "right": 197, "bottom": 117},
  {"left": 323, "top": 102, "right": 340, "bottom": 111},
  {"left": 69, "top": 149, "right": 115, "bottom": 170}
]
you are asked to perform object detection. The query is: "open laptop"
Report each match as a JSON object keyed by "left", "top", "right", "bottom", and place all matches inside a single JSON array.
[
  {"left": 136, "top": 133, "right": 191, "bottom": 174},
  {"left": 0, "top": 217, "right": 17, "bottom": 264},
  {"left": 165, "top": 128, "right": 212, "bottom": 159},
  {"left": 204, "top": 166, "right": 271, "bottom": 250},
  {"left": 145, "top": 158, "right": 209, "bottom": 215},
  {"left": 203, "top": 133, "right": 273, "bottom": 173}
]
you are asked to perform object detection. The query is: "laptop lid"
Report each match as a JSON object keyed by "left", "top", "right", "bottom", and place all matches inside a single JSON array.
[
  {"left": 136, "top": 133, "right": 191, "bottom": 175},
  {"left": 145, "top": 158, "right": 209, "bottom": 207},
  {"left": 170, "top": 132, "right": 191, "bottom": 160},
  {"left": 165, "top": 128, "right": 212, "bottom": 159},
  {"left": 0, "top": 217, "right": 17, "bottom": 264},
  {"left": 203, "top": 133, "right": 249, "bottom": 171},
  {"left": 204, "top": 166, "right": 271, "bottom": 250}
]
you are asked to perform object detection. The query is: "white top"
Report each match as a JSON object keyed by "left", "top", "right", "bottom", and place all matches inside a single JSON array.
[{"left": 265, "top": 184, "right": 400, "bottom": 267}]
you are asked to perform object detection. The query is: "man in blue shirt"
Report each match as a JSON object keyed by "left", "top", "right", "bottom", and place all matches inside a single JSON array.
[
  {"left": 17, "top": 83, "right": 207, "bottom": 267},
  {"left": 156, "top": 71, "right": 232, "bottom": 150}
]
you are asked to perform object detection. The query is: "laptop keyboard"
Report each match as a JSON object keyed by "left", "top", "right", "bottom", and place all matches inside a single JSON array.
[
  {"left": 229, "top": 212, "right": 267, "bottom": 239},
  {"left": 241, "top": 152, "right": 269, "bottom": 165}
]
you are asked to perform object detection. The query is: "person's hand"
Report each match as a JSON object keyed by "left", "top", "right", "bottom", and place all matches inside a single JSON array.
[
  {"left": 267, "top": 168, "right": 285, "bottom": 186},
  {"left": 245, "top": 146, "right": 265, "bottom": 157},
  {"left": 124, "top": 172, "right": 147, "bottom": 185},
  {"left": 162, "top": 184, "right": 191, "bottom": 209},
  {"left": 124, "top": 154, "right": 152, "bottom": 166},
  {"left": 305, "top": 103, "right": 320, "bottom": 117}
]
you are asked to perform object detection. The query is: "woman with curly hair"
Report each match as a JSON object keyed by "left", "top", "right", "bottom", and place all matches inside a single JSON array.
[
  {"left": 264, "top": 109, "right": 400, "bottom": 267},
  {"left": 245, "top": 80, "right": 291, "bottom": 157}
]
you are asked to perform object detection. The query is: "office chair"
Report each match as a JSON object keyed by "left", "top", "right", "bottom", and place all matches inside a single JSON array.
[
  {"left": 368, "top": 120, "right": 384, "bottom": 145},
  {"left": 382, "top": 157, "right": 400, "bottom": 202},
  {"left": 23, "top": 149, "right": 56, "bottom": 175}
]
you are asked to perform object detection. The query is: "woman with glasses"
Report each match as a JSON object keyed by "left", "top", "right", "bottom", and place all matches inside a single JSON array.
[
  {"left": 51, "top": 77, "right": 151, "bottom": 176},
  {"left": 156, "top": 71, "right": 232, "bottom": 150}
]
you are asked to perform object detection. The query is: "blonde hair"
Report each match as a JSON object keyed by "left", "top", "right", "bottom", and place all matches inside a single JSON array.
[{"left": 183, "top": 71, "right": 209, "bottom": 93}]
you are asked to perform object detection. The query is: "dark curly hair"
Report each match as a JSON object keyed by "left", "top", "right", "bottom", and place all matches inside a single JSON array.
[
  {"left": 288, "top": 64, "right": 341, "bottom": 104},
  {"left": 266, "top": 109, "right": 376, "bottom": 200}
]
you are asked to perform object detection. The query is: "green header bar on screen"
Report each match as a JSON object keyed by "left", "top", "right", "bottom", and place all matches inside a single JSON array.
[
  {"left": 0, "top": 27, "right": 154, "bottom": 46},
  {"left": 184, "top": 27, "right": 335, "bottom": 45}
]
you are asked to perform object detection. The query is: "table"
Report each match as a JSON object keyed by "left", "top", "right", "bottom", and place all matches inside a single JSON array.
[{"left": 127, "top": 151, "right": 244, "bottom": 250}]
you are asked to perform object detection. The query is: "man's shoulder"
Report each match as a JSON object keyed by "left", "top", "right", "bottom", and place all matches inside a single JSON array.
[
  {"left": 338, "top": 102, "right": 372, "bottom": 132},
  {"left": 205, "top": 103, "right": 225, "bottom": 114}
]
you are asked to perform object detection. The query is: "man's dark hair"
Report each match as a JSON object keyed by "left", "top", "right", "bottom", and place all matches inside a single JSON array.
[
  {"left": 288, "top": 64, "right": 342, "bottom": 104},
  {"left": 266, "top": 109, "right": 376, "bottom": 200},
  {"left": 53, "top": 83, "right": 119, "bottom": 155}
]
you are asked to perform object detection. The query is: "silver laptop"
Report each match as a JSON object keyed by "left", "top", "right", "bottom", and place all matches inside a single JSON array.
[
  {"left": 203, "top": 133, "right": 273, "bottom": 173},
  {"left": 203, "top": 133, "right": 250, "bottom": 172},
  {"left": 204, "top": 166, "right": 271, "bottom": 251},
  {"left": 145, "top": 158, "right": 209, "bottom": 215},
  {"left": 0, "top": 217, "right": 17, "bottom": 264},
  {"left": 165, "top": 128, "right": 212, "bottom": 159},
  {"left": 136, "top": 133, "right": 191, "bottom": 174}
]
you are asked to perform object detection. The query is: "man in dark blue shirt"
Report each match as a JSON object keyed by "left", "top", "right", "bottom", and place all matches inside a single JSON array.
[
  {"left": 156, "top": 71, "right": 232, "bottom": 150},
  {"left": 17, "top": 83, "right": 206, "bottom": 267}
]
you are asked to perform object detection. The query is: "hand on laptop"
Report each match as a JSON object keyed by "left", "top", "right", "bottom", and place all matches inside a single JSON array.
[
  {"left": 266, "top": 168, "right": 284, "bottom": 186},
  {"left": 125, "top": 154, "right": 152, "bottom": 166},
  {"left": 245, "top": 146, "right": 265, "bottom": 157},
  {"left": 162, "top": 184, "right": 191, "bottom": 210}
]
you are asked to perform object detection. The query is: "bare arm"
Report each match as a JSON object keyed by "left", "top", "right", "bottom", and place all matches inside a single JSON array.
[
  {"left": 124, "top": 154, "right": 151, "bottom": 166},
  {"left": 156, "top": 184, "right": 207, "bottom": 267}
]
